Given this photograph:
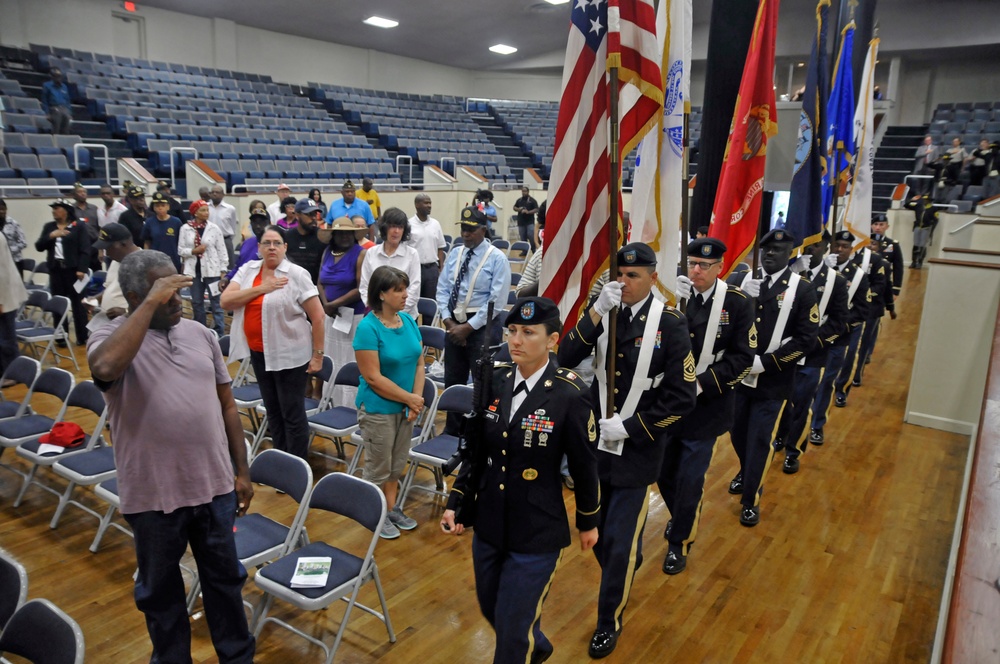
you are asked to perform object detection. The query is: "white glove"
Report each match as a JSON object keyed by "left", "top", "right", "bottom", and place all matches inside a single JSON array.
[
  {"left": 748, "top": 356, "right": 765, "bottom": 375},
  {"left": 791, "top": 255, "right": 810, "bottom": 273},
  {"left": 824, "top": 254, "right": 839, "bottom": 269},
  {"left": 598, "top": 413, "right": 628, "bottom": 441},
  {"left": 675, "top": 275, "right": 693, "bottom": 300},
  {"left": 742, "top": 278, "right": 762, "bottom": 298},
  {"left": 594, "top": 281, "right": 624, "bottom": 317}
]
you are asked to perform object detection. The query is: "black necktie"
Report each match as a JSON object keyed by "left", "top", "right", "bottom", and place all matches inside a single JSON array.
[
  {"left": 760, "top": 274, "right": 771, "bottom": 297},
  {"left": 513, "top": 381, "right": 528, "bottom": 397},
  {"left": 447, "top": 248, "right": 475, "bottom": 313},
  {"left": 616, "top": 306, "right": 631, "bottom": 341}
]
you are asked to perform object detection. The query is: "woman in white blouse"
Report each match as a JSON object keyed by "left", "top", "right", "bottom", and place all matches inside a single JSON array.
[
  {"left": 221, "top": 226, "right": 326, "bottom": 459},
  {"left": 359, "top": 208, "right": 421, "bottom": 319},
  {"left": 178, "top": 200, "right": 229, "bottom": 336}
]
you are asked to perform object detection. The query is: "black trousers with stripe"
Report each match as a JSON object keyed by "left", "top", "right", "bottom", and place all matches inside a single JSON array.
[
  {"left": 593, "top": 482, "right": 649, "bottom": 633},
  {"left": 657, "top": 434, "right": 718, "bottom": 556}
]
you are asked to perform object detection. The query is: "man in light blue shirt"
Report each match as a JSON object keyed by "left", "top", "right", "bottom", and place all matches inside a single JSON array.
[
  {"left": 436, "top": 206, "right": 511, "bottom": 434},
  {"left": 41, "top": 68, "right": 73, "bottom": 134},
  {"left": 325, "top": 180, "right": 376, "bottom": 239}
]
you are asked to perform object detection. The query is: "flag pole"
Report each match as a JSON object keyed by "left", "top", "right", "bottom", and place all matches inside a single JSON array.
[
  {"left": 831, "top": 146, "right": 841, "bottom": 232},
  {"left": 679, "top": 104, "right": 690, "bottom": 313},
  {"left": 606, "top": 66, "right": 621, "bottom": 420}
]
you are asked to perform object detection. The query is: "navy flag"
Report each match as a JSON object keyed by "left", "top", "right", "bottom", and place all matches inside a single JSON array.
[
  {"left": 823, "top": 20, "right": 856, "bottom": 230},
  {"left": 787, "top": 0, "right": 830, "bottom": 249}
]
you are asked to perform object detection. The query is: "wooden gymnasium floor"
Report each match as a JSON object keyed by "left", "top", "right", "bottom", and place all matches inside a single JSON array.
[{"left": 0, "top": 266, "right": 968, "bottom": 663}]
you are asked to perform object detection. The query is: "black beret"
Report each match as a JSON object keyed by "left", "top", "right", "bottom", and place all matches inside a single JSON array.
[
  {"left": 459, "top": 206, "right": 489, "bottom": 227},
  {"left": 506, "top": 297, "right": 561, "bottom": 327},
  {"left": 687, "top": 237, "right": 726, "bottom": 260},
  {"left": 617, "top": 242, "right": 656, "bottom": 267},
  {"left": 821, "top": 230, "right": 832, "bottom": 242},
  {"left": 834, "top": 230, "right": 855, "bottom": 243},
  {"left": 760, "top": 229, "right": 796, "bottom": 246}
]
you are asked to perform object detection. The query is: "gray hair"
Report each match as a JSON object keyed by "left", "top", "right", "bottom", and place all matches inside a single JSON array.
[{"left": 119, "top": 250, "right": 175, "bottom": 300}]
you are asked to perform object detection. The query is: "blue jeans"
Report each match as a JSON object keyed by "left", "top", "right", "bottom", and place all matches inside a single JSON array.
[
  {"left": 191, "top": 275, "right": 224, "bottom": 336},
  {"left": 472, "top": 534, "right": 561, "bottom": 663},
  {"left": 124, "top": 491, "right": 254, "bottom": 664}
]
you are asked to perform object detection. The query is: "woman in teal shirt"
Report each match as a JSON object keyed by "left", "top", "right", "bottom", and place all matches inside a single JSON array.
[{"left": 354, "top": 265, "right": 426, "bottom": 539}]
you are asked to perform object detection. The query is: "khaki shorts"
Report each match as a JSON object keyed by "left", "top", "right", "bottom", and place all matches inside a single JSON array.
[{"left": 357, "top": 406, "right": 414, "bottom": 485}]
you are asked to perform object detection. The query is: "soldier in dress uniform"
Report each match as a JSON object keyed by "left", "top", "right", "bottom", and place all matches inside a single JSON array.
[
  {"left": 725, "top": 229, "right": 818, "bottom": 526},
  {"left": 849, "top": 238, "right": 895, "bottom": 389},
  {"left": 871, "top": 213, "right": 903, "bottom": 299},
  {"left": 773, "top": 231, "right": 850, "bottom": 474},
  {"left": 441, "top": 297, "right": 600, "bottom": 664},
  {"left": 558, "top": 242, "right": 696, "bottom": 658},
  {"left": 808, "top": 231, "right": 871, "bottom": 444},
  {"left": 657, "top": 237, "right": 754, "bottom": 574},
  {"left": 904, "top": 194, "right": 938, "bottom": 269},
  {"left": 833, "top": 231, "right": 886, "bottom": 405}
]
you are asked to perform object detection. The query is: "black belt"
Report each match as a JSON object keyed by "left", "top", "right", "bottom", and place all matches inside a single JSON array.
[
  {"left": 54, "top": 259, "right": 69, "bottom": 269},
  {"left": 421, "top": 262, "right": 439, "bottom": 268}
]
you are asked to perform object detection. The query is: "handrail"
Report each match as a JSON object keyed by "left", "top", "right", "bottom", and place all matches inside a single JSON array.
[
  {"left": 395, "top": 155, "right": 413, "bottom": 184},
  {"left": 949, "top": 216, "right": 981, "bottom": 234},
  {"left": 73, "top": 142, "right": 110, "bottom": 184},
  {"left": 168, "top": 147, "right": 198, "bottom": 192},
  {"left": 229, "top": 181, "right": 456, "bottom": 194}
]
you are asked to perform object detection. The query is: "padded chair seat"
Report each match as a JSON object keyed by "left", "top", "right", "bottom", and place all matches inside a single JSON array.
[
  {"left": 232, "top": 384, "right": 262, "bottom": 402},
  {"left": 307, "top": 407, "right": 358, "bottom": 431},
  {"left": 17, "top": 438, "right": 72, "bottom": 458},
  {"left": 16, "top": 327, "right": 56, "bottom": 339},
  {"left": 0, "top": 415, "right": 56, "bottom": 441},
  {"left": 234, "top": 513, "right": 290, "bottom": 560},
  {"left": 0, "top": 402, "right": 21, "bottom": 419},
  {"left": 411, "top": 434, "right": 460, "bottom": 460},
  {"left": 258, "top": 541, "right": 363, "bottom": 600},
  {"left": 54, "top": 446, "right": 115, "bottom": 477}
]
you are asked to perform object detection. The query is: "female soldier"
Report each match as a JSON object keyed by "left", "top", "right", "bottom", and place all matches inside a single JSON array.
[{"left": 441, "top": 296, "right": 600, "bottom": 664}]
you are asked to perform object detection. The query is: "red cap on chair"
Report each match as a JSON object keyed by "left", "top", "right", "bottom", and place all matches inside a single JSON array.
[{"left": 39, "top": 422, "right": 86, "bottom": 448}]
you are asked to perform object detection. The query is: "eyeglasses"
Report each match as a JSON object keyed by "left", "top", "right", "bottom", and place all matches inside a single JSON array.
[
  {"left": 259, "top": 240, "right": 284, "bottom": 248},
  {"left": 687, "top": 260, "right": 721, "bottom": 270}
]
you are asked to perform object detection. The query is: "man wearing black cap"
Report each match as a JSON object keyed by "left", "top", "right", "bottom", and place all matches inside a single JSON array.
[
  {"left": 92, "top": 223, "right": 140, "bottom": 322},
  {"left": 156, "top": 181, "right": 184, "bottom": 221},
  {"left": 726, "top": 229, "right": 818, "bottom": 526},
  {"left": 839, "top": 235, "right": 892, "bottom": 397},
  {"left": 436, "top": 206, "right": 511, "bottom": 434},
  {"left": 119, "top": 186, "right": 149, "bottom": 247},
  {"left": 35, "top": 198, "right": 92, "bottom": 345},
  {"left": 808, "top": 231, "right": 871, "bottom": 439},
  {"left": 285, "top": 199, "right": 329, "bottom": 284},
  {"left": 904, "top": 194, "right": 938, "bottom": 269},
  {"left": 141, "top": 192, "right": 182, "bottom": 272},
  {"left": 442, "top": 296, "right": 600, "bottom": 664},
  {"left": 559, "top": 241, "right": 696, "bottom": 657},
  {"left": 772, "top": 232, "right": 849, "bottom": 474},
  {"left": 658, "top": 237, "right": 754, "bottom": 574}
]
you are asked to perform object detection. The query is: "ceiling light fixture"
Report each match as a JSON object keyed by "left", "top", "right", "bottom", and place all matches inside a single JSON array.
[
  {"left": 489, "top": 44, "right": 518, "bottom": 55},
  {"left": 363, "top": 16, "right": 399, "bottom": 29}
]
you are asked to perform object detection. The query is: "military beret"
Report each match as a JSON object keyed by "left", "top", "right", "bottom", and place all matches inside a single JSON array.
[
  {"left": 459, "top": 206, "right": 489, "bottom": 227},
  {"left": 760, "top": 228, "right": 796, "bottom": 246},
  {"left": 688, "top": 237, "right": 726, "bottom": 260},
  {"left": 506, "top": 297, "right": 561, "bottom": 328},
  {"left": 617, "top": 242, "right": 656, "bottom": 267},
  {"left": 871, "top": 212, "right": 887, "bottom": 223},
  {"left": 834, "top": 230, "right": 855, "bottom": 243}
]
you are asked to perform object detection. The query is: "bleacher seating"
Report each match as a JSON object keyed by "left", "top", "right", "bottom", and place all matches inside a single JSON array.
[{"left": 925, "top": 100, "right": 1000, "bottom": 210}]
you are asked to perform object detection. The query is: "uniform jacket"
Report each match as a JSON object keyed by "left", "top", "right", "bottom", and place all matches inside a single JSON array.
[
  {"left": 35, "top": 220, "right": 91, "bottom": 272},
  {"left": 676, "top": 284, "right": 754, "bottom": 439},
  {"left": 872, "top": 234, "right": 904, "bottom": 296},
  {"left": 905, "top": 198, "right": 939, "bottom": 230},
  {"left": 558, "top": 294, "right": 697, "bottom": 487},
  {"left": 728, "top": 269, "right": 819, "bottom": 400},
  {"left": 853, "top": 249, "right": 893, "bottom": 318},
  {"left": 447, "top": 362, "right": 600, "bottom": 553},
  {"left": 833, "top": 261, "right": 871, "bottom": 335},
  {"left": 802, "top": 265, "right": 850, "bottom": 366}
]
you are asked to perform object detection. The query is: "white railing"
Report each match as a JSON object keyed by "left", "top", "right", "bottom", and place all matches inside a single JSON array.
[
  {"left": 169, "top": 147, "right": 198, "bottom": 191},
  {"left": 73, "top": 142, "right": 111, "bottom": 183},
  {"left": 395, "top": 155, "right": 413, "bottom": 184}
]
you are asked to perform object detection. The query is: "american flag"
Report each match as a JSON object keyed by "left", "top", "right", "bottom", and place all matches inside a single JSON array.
[{"left": 541, "top": 0, "right": 662, "bottom": 325}]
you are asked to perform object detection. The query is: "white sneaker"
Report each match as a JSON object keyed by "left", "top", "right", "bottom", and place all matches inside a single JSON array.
[
  {"left": 387, "top": 505, "right": 417, "bottom": 531},
  {"left": 379, "top": 517, "right": 400, "bottom": 539}
]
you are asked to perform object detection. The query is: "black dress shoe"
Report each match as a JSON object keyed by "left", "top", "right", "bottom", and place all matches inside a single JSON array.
[
  {"left": 865, "top": 355, "right": 872, "bottom": 365},
  {"left": 589, "top": 628, "right": 621, "bottom": 659},
  {"left": 772, "top": 437, "right": 784, "bottom": 452},
  {"left": 739, "top": 505, "right": 760, "bottom": 527},
  {"left": 835, "top": 393, "right": 847, "bottom": 408},
  {"left": 663, "top": 519, "right": 672, "bottom": 540},
  {"left": 55, "top": 339, "right": 68, "bottom": 348},
  {"left": 810, "top": 428, "right": 824, "bottom": 446},
  {"left": 728, "top": 474, "right": 743, "bottom": 494},
  {"left": 530, "top": 647, "right": 553, "bottom": 663},
  {"left": 852, "top": 378, "right": 862, "bottom": 387},
  {"left": 782, "top": 456, "right": 800, "bottom": 474},
  {"left": 662, "top": 550, "right": 687, "bottom": 575}
]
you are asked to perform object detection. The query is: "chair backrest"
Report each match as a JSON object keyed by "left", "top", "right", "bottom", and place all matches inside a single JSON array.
[
  {"left": 31, "top": 367, "right": 75, "bottom": 402},
  {"left": 309, "top": 472, "right": 386, "bottom": 533},
  {"left": 64, "top": 381, "right": 109, "bottom": 450},
  {"left": 249, "top": 448, "right": 313, "bottom": 504},
  {"left": 22, "top": 289, "right": 50, "bottom": 313},
  {"left": 44, "top": 294, "right": 70, "bottom": 323},
  {"left": 1, "top": 356, "right": 40, "bottom": 391},
  {"left": 417, "top": 297, "right": 437, "bottom": 320},
  {"left": 0, "top": 548, "right": 28, "bottom": 631},
  {"left": 334, "top": 361, "right": 361, "bottom": 387},
  {"left": 315, "top": 354, "right": 334, "bottom": 384},
  {"left": 0, "top": 598, "right": 85, "bottom": 664},
  {"left": 436, "top": 384, "right": 473, "bottom": 415},
  {"left": 413, "top": 380, "right": 440, "bottom": 441},
  {"left": 419, "top": 325, "right": 445, "bottom": 352},
  {"left": 218, "top": 334, "right": 231, "bottom": 357}
]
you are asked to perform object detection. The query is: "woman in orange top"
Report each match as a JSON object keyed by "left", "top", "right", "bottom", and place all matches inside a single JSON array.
[{"left": 221, "top": 226, "right": 326, "bottom": 459}]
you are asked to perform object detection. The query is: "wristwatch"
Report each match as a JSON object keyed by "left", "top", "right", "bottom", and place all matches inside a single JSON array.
[{"left": 313, "top": 349, "right": 323, "bottom": 356}]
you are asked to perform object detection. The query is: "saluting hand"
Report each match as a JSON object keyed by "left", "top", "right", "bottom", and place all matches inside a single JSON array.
[{"left": 148, "top": 274, "right": 193, "bottom": 304}]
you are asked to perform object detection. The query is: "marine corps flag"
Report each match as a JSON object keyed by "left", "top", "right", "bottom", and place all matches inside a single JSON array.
[
  {"left": 786, "top": 0, "right": 830, "bottom": 250},
  {"left": 707, "top": 0, "right": 780, "bottom": 276}
]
